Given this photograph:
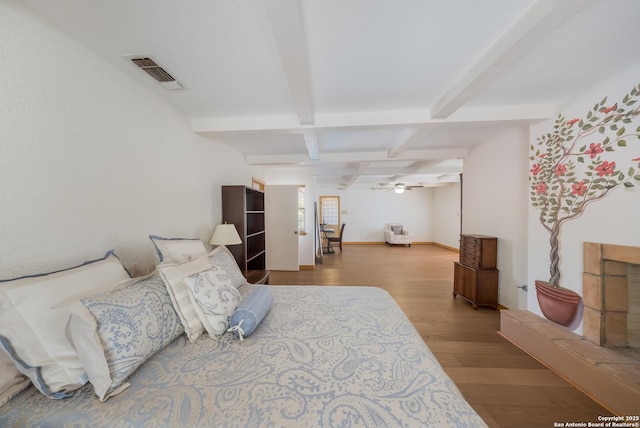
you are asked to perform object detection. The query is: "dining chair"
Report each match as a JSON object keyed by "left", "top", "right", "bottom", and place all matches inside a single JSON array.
[{"left": 327, "top": 223, "right": 346, "bottom": 252}]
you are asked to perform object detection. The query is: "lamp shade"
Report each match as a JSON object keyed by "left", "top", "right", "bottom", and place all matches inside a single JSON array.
[{"left": 209, "top": 223, "right": 242, "bottom": 246}]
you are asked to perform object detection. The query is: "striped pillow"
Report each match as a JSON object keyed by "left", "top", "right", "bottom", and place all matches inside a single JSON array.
[{"left": 157, "top": 257, "right": 212, "bottom": 342}]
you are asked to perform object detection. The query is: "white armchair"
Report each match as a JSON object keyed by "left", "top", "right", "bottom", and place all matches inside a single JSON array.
[{"left": 384, "top": 223, "right": 412, "bottom": 247}]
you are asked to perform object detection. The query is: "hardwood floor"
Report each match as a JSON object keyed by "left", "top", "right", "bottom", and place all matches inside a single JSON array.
[{"left": 270, "top": 244, "right": 613, "bottom": 428}]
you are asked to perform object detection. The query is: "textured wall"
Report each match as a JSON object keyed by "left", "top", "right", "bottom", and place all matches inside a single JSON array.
[
  {"left": 0, "top": 3, "right": 259, "bottom": 277},
  {"left": 433, "top": 183, "right": 462, "bottom": 250},
  {"left": 462, "top": 126, "right": 530, "bottom": 311}
]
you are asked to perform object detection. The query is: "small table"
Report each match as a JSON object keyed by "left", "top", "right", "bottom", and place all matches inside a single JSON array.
[{"left": 247, "top": 270, "right": 270, "bottom": 284}]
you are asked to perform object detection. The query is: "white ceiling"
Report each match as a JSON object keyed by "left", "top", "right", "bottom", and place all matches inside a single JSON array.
[{"left": 21, "top": 0, "right": 640, "bottom": 189}]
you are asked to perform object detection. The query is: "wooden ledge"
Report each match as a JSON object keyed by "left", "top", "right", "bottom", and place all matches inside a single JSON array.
[{"left": 499, "top": 309, "right": 640, "bottom": 416}]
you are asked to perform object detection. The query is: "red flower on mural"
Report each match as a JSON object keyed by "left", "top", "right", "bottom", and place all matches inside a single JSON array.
[
  {"left": 554, "top": 164, "right": 567, "bottom": 176},
  {"left": 585, "top": 143, "right": 604, "bottom": 159},
  {"left": 535, "top": 182, "right": 548, "bottom": 194},
  {"left": 530, "top": 163, "right": 541, "bottom": 175},
  {"left": 567, "top": 118, "right": 580, "bottom": 125},
  {"left": 633, "top": 157, "right": 640, "bottom": 161},
  {"left": 595, "top": 161, "right": 616, "bottom": 177},
  {"left": 571, "top": 181, "right": 588, "bottom": 196},
  {"left": 599, "top": 103, "right": 617, "bottom": 113}
]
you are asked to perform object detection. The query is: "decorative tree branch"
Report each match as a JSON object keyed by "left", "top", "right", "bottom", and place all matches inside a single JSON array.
[{"left": 530, "top": 83, "right": 640, "bottom": 288}]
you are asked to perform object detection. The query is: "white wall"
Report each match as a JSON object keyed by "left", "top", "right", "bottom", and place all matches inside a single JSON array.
[
  {"left": 315, "top": 186, "right": 437, "bottom": 243},
  {"left": 0, "top": 3, "right": 260, "bottom": 277},
  {"left": 527, "top": 61, "right": 640, "bottom": 333},
  {"left": 462, "top": 127, "right": 530, "bottom": 310},
  {"left": 433, "top": 183, "right": 462, "bottom": 249}
]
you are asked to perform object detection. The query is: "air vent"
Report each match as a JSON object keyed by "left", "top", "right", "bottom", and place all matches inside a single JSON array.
[{"left": 129, "top": 56, "right": 183, "bottom": 90}]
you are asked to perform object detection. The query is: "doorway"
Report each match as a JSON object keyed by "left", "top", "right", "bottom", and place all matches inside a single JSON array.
[{"left": 319, "top": 196, "right": 340, "bottom": 249}]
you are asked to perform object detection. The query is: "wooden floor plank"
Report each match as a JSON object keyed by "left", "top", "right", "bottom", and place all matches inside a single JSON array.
[
  {"left": 270, "top": 244, "right": 613, "bottom": 427},
  {"left": 445, "top": 367, "right": 570, "bottom": 386}
]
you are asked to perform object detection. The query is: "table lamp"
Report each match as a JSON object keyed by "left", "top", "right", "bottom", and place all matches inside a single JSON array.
[{"left": 209, "top": 223, "right": 242, "bottom": 246}]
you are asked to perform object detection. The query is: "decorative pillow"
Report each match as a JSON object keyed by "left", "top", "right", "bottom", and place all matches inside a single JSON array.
[
  {"left": 391, "top": 225, "right": 403, "bottom": 235},
  {"left": 0, "top": 350, "right": 30, "bottom": 407},
  {"left": 65, "top": 273, "right": 184, "bottom": 401},
  {"left": 149, "top": 235, "right": 207, "bottom": 265},
  {"left": 0, "top": 251, "right": 130, "bottom": 399},
  {"left": 183, "top": 267, "right": 243, "bottom": 336},
  {"left": 157, "top": 257, "right": 212, "bottom": 342},
  {"left": 228, "top": 286, "right": 274, "bottom": 341},
  {"left": 207, "top": 245, "right": 247, "bottom": 288}
]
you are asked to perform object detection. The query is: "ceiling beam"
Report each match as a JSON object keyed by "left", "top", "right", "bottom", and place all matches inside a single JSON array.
[
  {"left": 342, "top": 162, "right": 370, "bottom": 190},
  {"left": 387, "top": 129, "right": 433, "bottom": 158},
  {"left": 430, "top": 0, "right": 592, "bottom": 119},
  {"left": 408, "top": 160, "right": 442, "bottom": 173},
  {"left": 303, "top": 132, "right": 320, "bottom": 160},
  {"left": 246, "top": 148, "right": 468, "bottom": 165},
  {"left": 192, "top": 104, "right": 553, "bottom": 136},
  {"left": 263, "top": 0, "right": 315, "bottom": 125}
]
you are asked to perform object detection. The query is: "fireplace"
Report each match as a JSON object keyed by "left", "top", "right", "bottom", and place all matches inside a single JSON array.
[
  {"left": 583, "top": 242, "right": 640, "bottom": 350},
  {"left": 499, "top": 242, "right": 640, "bottom": 415}
]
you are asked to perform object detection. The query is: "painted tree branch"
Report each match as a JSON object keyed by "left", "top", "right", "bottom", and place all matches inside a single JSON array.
[{"left": 530, "top": 83, "right": 640, "bottom": 288}]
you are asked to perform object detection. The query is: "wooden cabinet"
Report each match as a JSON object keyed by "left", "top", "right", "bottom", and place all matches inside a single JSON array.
[
  {"left": 453, "top": 234, "right": 498, "bottom": 309},
  {"left": 222, "top": 186, "right": 266, "bottom": 274}
]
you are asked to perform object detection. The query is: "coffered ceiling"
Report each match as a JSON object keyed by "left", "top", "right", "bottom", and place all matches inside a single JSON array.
[{"left": 21, "top": 0, "right": 640, "bottom": 189}]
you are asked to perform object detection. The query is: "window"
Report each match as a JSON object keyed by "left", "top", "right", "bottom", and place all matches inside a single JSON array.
[
  {"left": 319, "top": 196, "right": 340, "bottom": 229},
  {"left": 298, "top": 185, "right": 306, "bottom": 234},
  {"left": 251, "top": 177, "right": 265, "bottom": 191}
]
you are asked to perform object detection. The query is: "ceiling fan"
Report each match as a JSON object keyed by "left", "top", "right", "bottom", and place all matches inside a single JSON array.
[
  {"left": 394, "top": 183, "right": 425, "bottom": 193},
  {"left": 369, "top": 182, "right": 426, "bottom": 192}
]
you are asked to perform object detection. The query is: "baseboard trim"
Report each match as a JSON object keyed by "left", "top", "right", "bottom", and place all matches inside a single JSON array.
[
  {"left": 343, "top": 242, "right": 386, "bottom": 245},
  {"left": 343, "top": 242, "right": 437, "bottom": 246},
  {"left": 432, "top": 242, "right": 459, "bottom": 252},
  {"left": 298, "top": 265, "right": 314, "bottom": 270}
]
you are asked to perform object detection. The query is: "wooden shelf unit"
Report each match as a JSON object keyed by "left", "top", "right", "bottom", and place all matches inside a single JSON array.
[
  {"left": 453, "top": 234, "right": 498, "bottom": 309},
  {"left": 222, "top": 186, "right": 266, "bottom": 274}
]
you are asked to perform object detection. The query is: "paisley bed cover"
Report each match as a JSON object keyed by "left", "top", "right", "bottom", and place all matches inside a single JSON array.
[{"left": 0, "top": 285, "right": 486, "bottom": 427}]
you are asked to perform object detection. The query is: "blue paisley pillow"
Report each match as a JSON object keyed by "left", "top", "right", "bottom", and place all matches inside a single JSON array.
[
  {"left": 67, "top": 273, "right": 184, "bottom": 401},
  {"left": 184, "top": 268, "right": 242, "bottom": 336},
  {"left": 207, "top": 245, "right": 247, "bottom": 288}
]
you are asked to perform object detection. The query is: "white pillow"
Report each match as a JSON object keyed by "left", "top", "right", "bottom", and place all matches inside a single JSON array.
[
  {"left": 0, "top": 349, "right": 30, "bottom": 407},
  {"left": 0, "top": 251, "right": 130, "bottom": 398},
  {"left": 64, "top": 273, "right": 184, "bottom": 401},
  {"left": 149, "top": 235, "right": 207, "bottom": 265},
  {"left": 183, "top": 267, "right": 243, "bottom": 336},
  {"left": 208, "top": 245, "right": 247, "bottom": 289},
  {"left": 157, "top": 257, "right": 213, "bottom": 342}
]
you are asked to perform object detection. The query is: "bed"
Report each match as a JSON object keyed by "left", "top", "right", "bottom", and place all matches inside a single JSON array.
[{"left": 0, "top": 242, "right": 486, "bottom": 427}]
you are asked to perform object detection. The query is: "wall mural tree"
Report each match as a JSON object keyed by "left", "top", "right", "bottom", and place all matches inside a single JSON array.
[{"left": 529, "top": 83, "right": 640, "bottom": 325}]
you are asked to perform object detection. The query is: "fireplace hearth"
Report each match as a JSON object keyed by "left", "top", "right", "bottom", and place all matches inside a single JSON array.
[{"left": 499, "top": 242, "right": 640, "bottom": 415}]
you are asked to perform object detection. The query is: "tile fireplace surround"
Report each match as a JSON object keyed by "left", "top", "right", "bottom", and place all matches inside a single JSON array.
[{"left": 500, "top": 242, "right": 640, "bottom": 416}]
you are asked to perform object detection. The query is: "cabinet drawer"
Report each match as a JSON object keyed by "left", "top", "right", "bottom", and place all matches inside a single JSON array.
[
  {"left": 458, "top": 234, "right": 497, "bottom": 269},
  {"left": 460, "top": 253, "right": 479, "bottom": 267}
]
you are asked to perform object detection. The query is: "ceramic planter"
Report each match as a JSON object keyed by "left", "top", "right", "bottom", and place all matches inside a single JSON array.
[{"left": 535, "top": 280, "right": 580, "bottom": 327}]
